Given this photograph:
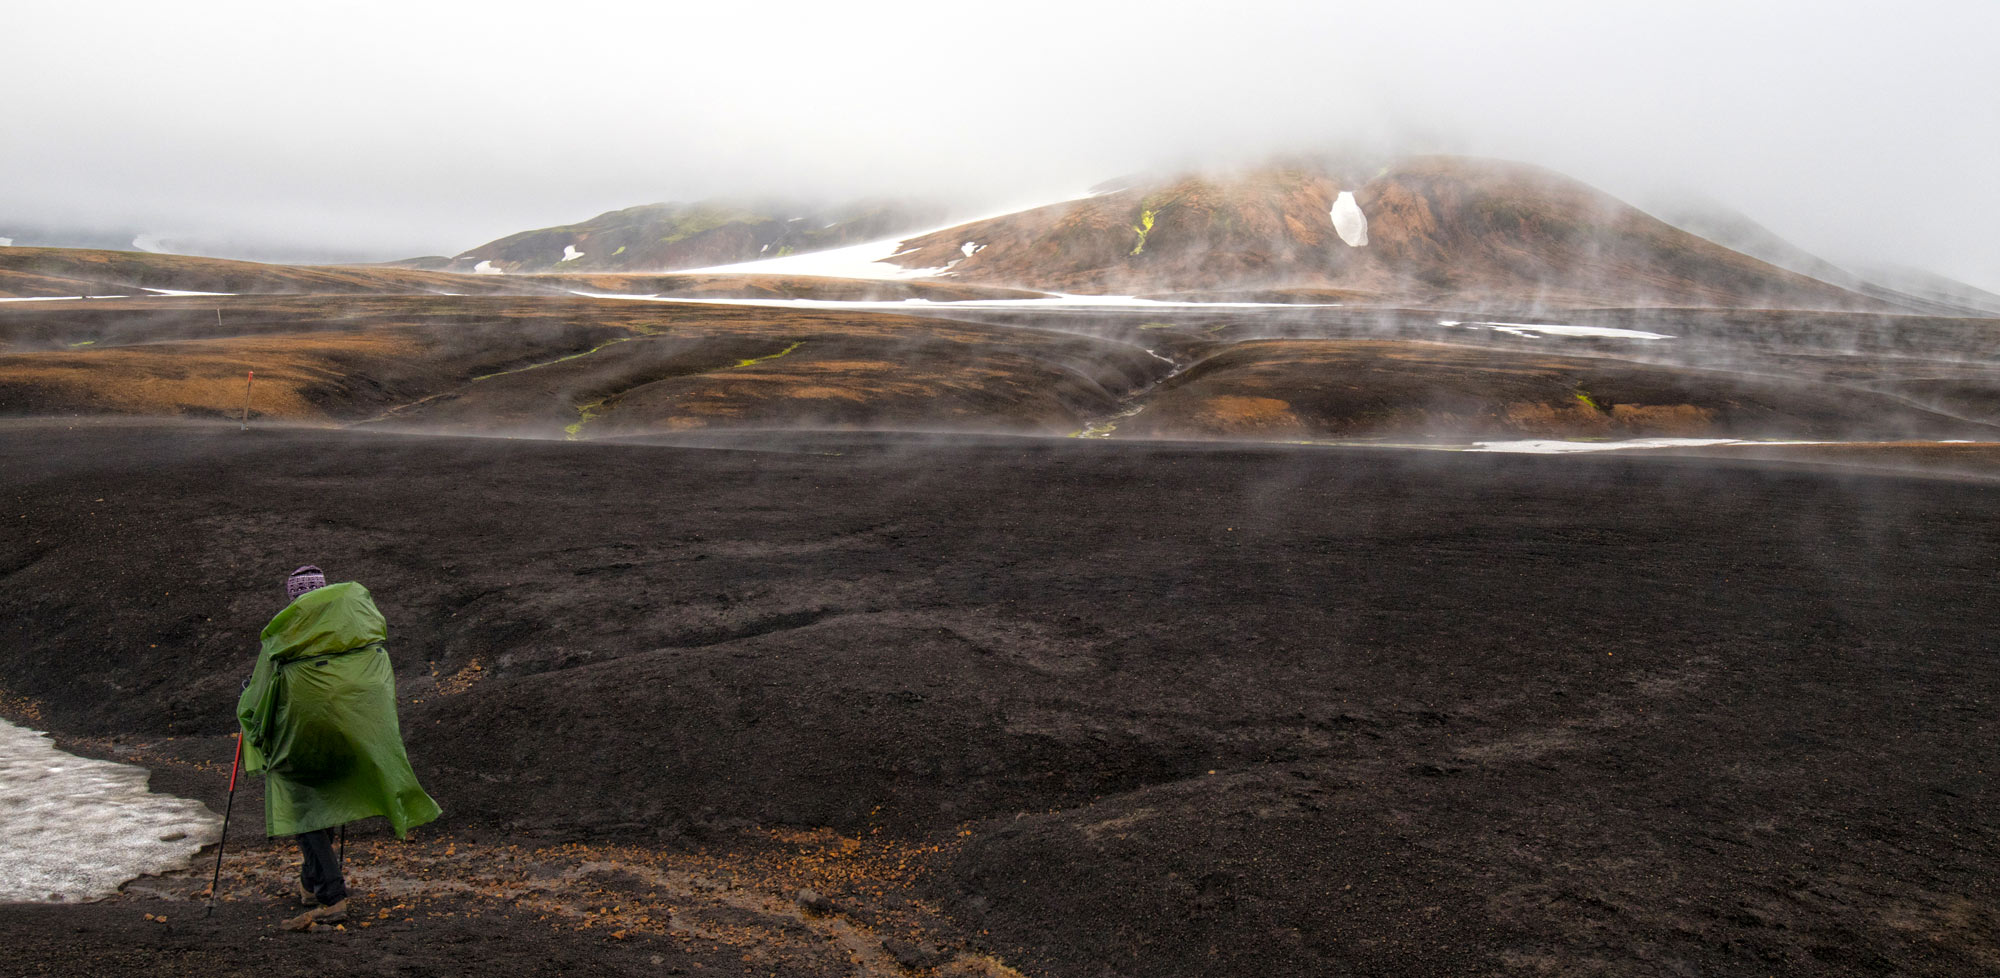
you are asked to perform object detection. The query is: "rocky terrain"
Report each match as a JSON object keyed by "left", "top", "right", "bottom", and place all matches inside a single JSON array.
[
  {"left": 3, "top": 151, "right": 1997, "bottom": 977},
  {"left": 1, "top": 423, "right": 1996, "bottom": 977}
]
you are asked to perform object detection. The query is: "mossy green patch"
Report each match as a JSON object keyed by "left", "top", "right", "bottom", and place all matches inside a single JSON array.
[
  {"left": 732, "top": 341, "right": 804, "bottom": 368},
  {"left": 1073, "top": 404, "right": 1145, "bottom": 439},
  {"left": 1573, "top": 390, "right": 1603, "bottom": 411},
  {"left": 1130, "top": 209, "right": 1158, "bottom": 256},
  {"left": 611, "top": 245, "right": 626, "bottom": 256},
  {"left": 563, "top": 399, "right": 608, "bottom": 441},
  {"left": 654, "top": 208, "right": 759, "bottom": 246},
  {"left": 66, "top": 339, "right": 96, "bottom": 347},
  {"left": 473, "top": 334, "right": 645, "bottom": 382}
]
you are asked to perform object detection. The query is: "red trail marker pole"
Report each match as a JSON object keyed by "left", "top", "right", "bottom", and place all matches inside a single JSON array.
[{"left": 204, "top": 733, "right": 243, "bottom": 917}]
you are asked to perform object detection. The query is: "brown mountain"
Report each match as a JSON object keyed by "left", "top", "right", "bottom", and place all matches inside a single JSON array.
[
  {"left": 9, "top": 156, "right": 1952, "bottom": 310},
  {"left": 886, "top": 156, "right": 1894, "bottom": 308}
]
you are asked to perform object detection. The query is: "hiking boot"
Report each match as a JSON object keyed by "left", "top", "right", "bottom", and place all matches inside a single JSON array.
[
  {"left": 280, "top": 898, "right": 348, "bottom": 932},
  {"left": 298, "top": 883, "right": 318, "bottom": 906}
]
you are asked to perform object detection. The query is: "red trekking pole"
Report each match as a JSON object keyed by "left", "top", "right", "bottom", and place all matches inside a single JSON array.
[{"left": 205, "top": 732, "right": 243, "bottom": 917}]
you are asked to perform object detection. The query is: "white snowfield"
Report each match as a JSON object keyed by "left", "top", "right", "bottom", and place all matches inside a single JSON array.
[
  {"left": 0, "top": 295, "right": 160, "bottom": 302},
  {"left": 0, "top": 237, "right": 13, "bottom": 247},
  {"left": 679, "top": 235, "right": 952, "bottom": 281},
  {"left": 0, "top": 291, "right": 239, "bottom": 302},
  {"left": 569, "top": 290, "right": 1348, "bottom": 312},
  {"left": 473, "top": 260, "right": 503, "bottom": 275},
  {"left": 144, "top": 287, "right": 235, "bottom": 297},
  {"left": 680, "top": 188, "right": 1109, "bottom": 281},
  {"left": 1441, "top": 320, "right": 1674, "bottom": 341},
  {"left": 0, "top": 719, "right": 221, "bottom": 902},
  {"left": 561, "top": 245, "right": 585, "bottom": 262},
  {"left": 1466, "top": 438, "right": 1813, "bottom": 454},
  {"left": 1330, "top": 191, "right": 1368, "bottom": 247},
  {"left": 130, "top": 234, "right": 169, "bottom": 254}
]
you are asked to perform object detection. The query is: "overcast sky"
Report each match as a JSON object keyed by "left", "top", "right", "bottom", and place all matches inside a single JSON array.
[{"left": 5, "top": 1, "right": 1996, "bottom": 289}]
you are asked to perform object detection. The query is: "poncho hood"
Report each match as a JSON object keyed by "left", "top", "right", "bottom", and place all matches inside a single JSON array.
[{"left": 259, "top": 581, "right": 386, "bottom": 663}]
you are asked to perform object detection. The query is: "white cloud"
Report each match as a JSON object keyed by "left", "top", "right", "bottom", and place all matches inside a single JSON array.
[{"left": 0, "top": 1, "right": 1994, "bottom": 289}]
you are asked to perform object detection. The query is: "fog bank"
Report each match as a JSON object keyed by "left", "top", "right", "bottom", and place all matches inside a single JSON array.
[{"left": 3, "top": 1, "right": 1995, "bottom": 289}]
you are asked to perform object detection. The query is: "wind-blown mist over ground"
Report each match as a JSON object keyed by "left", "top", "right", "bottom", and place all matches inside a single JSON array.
[{"left": 3, "top": 1, "right": 1996, "bottom": 291}]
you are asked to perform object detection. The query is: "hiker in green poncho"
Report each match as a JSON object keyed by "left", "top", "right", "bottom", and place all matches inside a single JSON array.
[{"left": 237, "top": 565, "right": 441, "bottom": 930}]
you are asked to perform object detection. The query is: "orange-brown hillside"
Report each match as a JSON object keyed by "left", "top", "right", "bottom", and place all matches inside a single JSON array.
[{"left": 888, "top": 157, "right": 1893, "bottom": 309}]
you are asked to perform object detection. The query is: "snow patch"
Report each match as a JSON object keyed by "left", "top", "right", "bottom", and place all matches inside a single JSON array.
[
  {"left": 0, "top": 719, "right": 221, "bottom": 902},
  {"left": 581, "top": 292, "right": 1346, "bottom": 312},
  {"left": 680, "top": 188, "right": 1111, "bottom": 282},
  {"left": 560, "top": 244, "right": 585, "bottom": 262},
  {"left": 1469, "top": 438, "right": 1760, "bottom": 454},
  {"left": 0, "top": 237, "right": 13, "bottom": 247},
  {"left": 569, "top": 290, "right": 662, "bottom": 301},
  {"left": 1442, "top": 320, "right": 1673, "bottom": 341},
  {"left": 130, "top": 234, "right": 169, "bottom": 254},
  {"left": 0, "top": 296, "right": 140, "bottom": 302},
  {"left": 679, "top": 236, "right": 952, "bottom": 281},
  {"left": 961, "top": 241, "right": 983, "bottom": 258},
  {"left": 473, "top": 260, "right": 504, "bottom": 275},
  {"left": 143, "top": 287, "right": 234, "bottom": 297},
  {"left": 1330, "top": 191, "right": 1368, "bottom": 247}
]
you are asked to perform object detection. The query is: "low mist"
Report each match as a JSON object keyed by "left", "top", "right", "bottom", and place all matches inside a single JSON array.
[{"left": 4, "top": 2, "right": 1996, "bottom": 289}]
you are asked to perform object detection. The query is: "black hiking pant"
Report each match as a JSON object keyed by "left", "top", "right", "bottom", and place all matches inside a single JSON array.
[{"left": 297, "top": 829, "right": 348, "bottom": 905}]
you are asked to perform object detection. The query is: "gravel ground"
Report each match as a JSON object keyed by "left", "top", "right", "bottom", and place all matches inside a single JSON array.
[{"left": 1, "top": 421, "right": 1994, "bottom": 976}]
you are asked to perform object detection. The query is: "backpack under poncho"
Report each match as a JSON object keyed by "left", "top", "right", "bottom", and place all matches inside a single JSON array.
[{"left": 236, "top": 582, "right": 441, "bottom": 838}]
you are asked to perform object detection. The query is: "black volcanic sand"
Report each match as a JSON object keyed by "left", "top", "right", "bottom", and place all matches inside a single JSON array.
[{"left": 2, "top": 421, "right": 1996, "bottom": 976}]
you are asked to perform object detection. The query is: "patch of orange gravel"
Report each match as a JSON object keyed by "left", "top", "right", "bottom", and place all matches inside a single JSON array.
[
  {"left": 1197, "top": 395, "right": 1301, "bottom": 432},
  {"left": 1501, "top": 402, "right": 1613, "bottom": 432},
  {"left": 1607, "top": 403, "right": 1715, "bottom": 433},
  {"left": 133, "top": 827, "right": 1027, "bottom": 977}
]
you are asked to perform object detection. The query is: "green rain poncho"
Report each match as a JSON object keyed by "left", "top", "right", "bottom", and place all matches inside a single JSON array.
[{"left": 235, "top": 582, "right": 441, "bottom": 838}]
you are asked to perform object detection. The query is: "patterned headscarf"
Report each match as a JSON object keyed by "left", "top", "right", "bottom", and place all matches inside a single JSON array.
[{"left": 285, "top": 565, "right": 328, "bottom": 601}]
